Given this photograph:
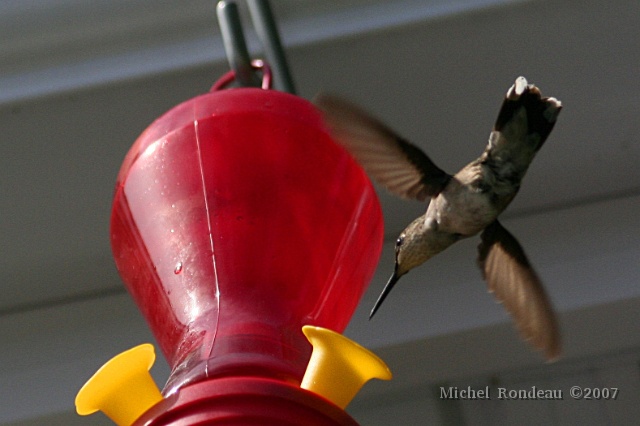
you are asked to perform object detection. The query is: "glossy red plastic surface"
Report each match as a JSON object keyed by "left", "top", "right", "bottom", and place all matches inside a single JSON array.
[
  {"left": 110, "top": 88, "right": 383, "bottom": 395},
  {"left": 133, "top": 377, "right": 360, "bottom": 426}
]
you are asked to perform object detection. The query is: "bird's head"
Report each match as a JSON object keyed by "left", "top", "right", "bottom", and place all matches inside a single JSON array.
[
  {"left": 395, "top": 216, "right": 460, "bottom": 276},
  {"left": 370, "top": 216, "right": 459, "bottom": 318}
]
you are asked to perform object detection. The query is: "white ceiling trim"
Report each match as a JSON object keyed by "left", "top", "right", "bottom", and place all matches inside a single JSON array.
[{"left": 0, "top": 0, "right": 528, "bottom": 104}]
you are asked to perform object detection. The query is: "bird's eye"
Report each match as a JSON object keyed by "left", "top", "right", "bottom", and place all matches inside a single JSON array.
[{"left": 396, "top": 235, "right": 405, "bottom": 247}]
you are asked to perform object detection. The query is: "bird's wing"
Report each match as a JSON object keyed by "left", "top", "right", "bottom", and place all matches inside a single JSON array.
[
  {"left": 314, "top": 93, "right": 450, "bottom": 201},
  {"left": 477, "top": 220, "right": 561, "bottom": 361}
]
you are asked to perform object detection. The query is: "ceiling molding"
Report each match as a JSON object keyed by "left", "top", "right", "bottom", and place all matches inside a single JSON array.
[{"left": 0, "top": 0, "right": 527, "bottom": 104}]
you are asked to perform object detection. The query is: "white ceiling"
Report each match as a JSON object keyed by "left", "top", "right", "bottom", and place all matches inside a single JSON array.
[{"left": 1, "top": 0, "right": 639, "bottom": 424}]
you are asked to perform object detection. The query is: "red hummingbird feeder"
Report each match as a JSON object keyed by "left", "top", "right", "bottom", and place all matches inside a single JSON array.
[{"left": 75, "top": 2, "right": 390, "bottom": 425}]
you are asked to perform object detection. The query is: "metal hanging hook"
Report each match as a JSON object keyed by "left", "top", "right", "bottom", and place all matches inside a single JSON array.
[
  {"left": 216, "top": 1, "right": 261, "bottom": 88},
  {"left": 247, "top": 0, "right": 296, "bottom": 94},
  {"left": 216, "top": 0, "right": 296, "bottom": 94},
  {"left": 211, "top": 59, "right": 272, "bottom": 92}
]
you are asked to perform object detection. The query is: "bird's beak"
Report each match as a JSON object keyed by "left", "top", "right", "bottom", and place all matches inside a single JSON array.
[{"left": 369, "top": 268, "right": 401, "bottom": 319}]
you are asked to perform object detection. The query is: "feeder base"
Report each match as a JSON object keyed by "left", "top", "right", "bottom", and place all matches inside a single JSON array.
[{"left": 134, "top": 376, "right": 360, "bottom": 426}]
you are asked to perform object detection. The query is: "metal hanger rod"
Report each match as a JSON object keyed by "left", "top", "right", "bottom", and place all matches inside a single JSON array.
[
  {"left": 216, "top": 1, "right": 261, "bottom": 87},
  {"left": 247, "top": 0, "right": 296, "bottom": 94}
]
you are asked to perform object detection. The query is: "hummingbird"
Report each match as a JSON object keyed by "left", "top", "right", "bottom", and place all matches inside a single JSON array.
[{"left": 315, "top": 77, "right": 562, "bottom": 360}]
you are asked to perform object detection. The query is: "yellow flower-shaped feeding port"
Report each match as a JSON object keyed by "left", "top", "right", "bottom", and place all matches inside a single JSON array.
[
  {"left": 75, "top": 343, "right": 163, "bottom": 426},
  {"left": 301, "top": 325, "right": 392, "bottom": 409}
]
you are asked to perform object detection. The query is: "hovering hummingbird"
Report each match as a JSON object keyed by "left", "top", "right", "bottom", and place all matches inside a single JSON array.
[{"left": 315, "top": 77, "right": 562, "bottom": 360}]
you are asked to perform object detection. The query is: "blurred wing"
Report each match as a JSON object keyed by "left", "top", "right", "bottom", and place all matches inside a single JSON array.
[
  {"left": 478, "top": 220, "right": 561, "bottom": 361},
  {"left": 314, "top": 93, "right": 450, "bottom": 201}
]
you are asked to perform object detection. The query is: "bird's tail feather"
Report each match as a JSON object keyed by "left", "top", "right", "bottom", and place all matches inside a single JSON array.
[{"left": 494, "top": 76, "right": 562, "bottom": 151}]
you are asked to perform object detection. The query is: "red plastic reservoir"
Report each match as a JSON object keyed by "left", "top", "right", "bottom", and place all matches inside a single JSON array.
[
  {"left": 110, "top": 87, "right": 384, "bottom": 396},
  {"left": 133, "top": 377, "right": 360, "bottom": 426}
]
